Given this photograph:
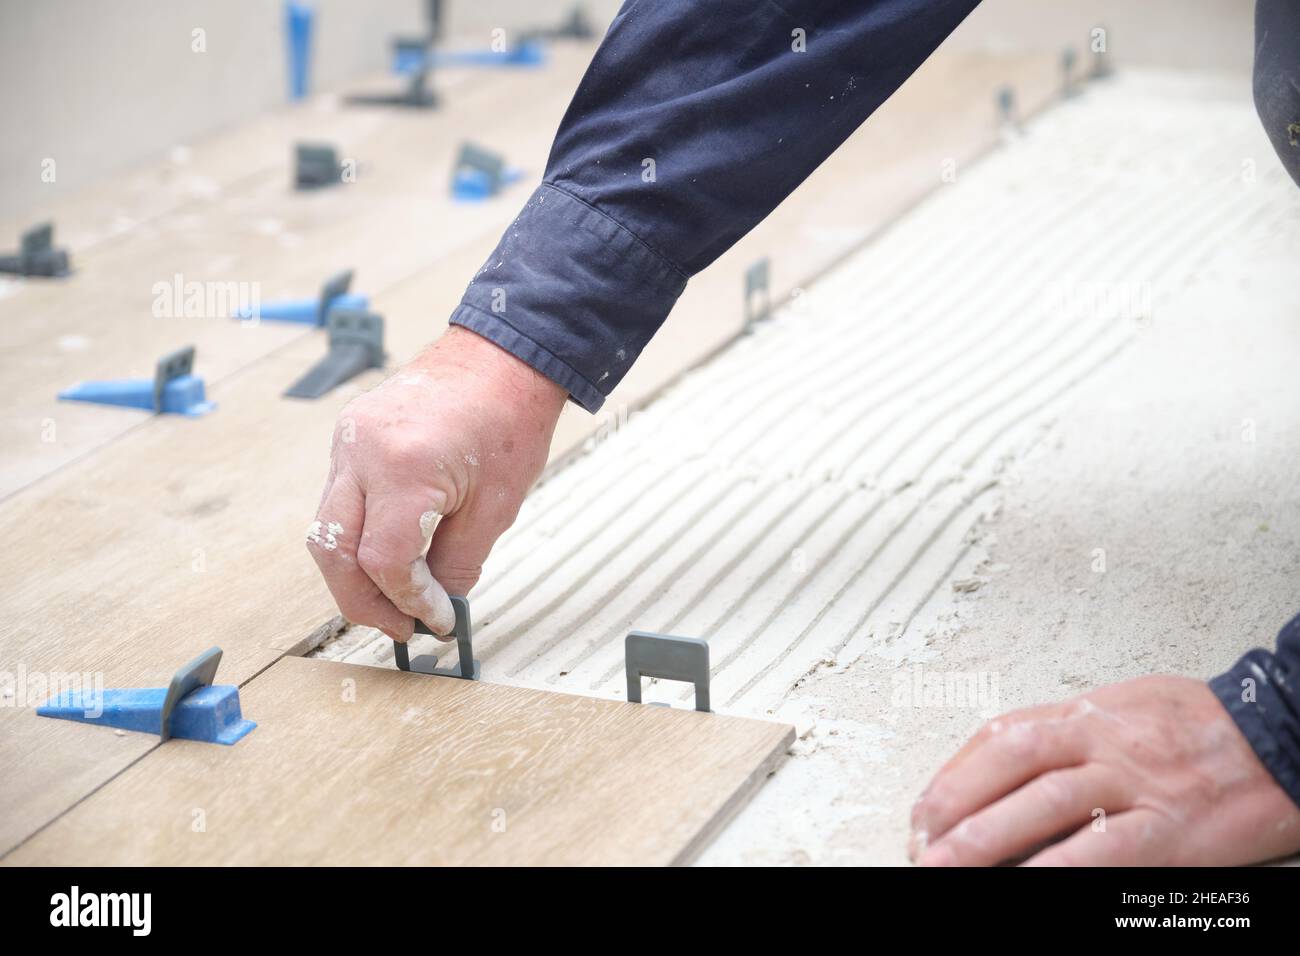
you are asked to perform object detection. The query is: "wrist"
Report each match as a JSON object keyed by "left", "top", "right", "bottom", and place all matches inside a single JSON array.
[{"left": 422, "top": 326, "right": 569, "bottom": 424}]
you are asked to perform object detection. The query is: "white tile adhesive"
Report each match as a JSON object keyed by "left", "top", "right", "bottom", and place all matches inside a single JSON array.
[{"left": 314, "top": 70, "right": 1294, "bottom": 727}]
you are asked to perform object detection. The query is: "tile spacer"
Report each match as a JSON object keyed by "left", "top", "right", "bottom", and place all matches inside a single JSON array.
[
  {"left": 392, "top": 37, "right": 433, "bottom": 74},
  {"left": 283, "top": 308, "right": 385, "bottom": 399},
  {"left": 394, "top": 595, "right": 480, "bottom": 680},
  {"left": 996, "top": 86, "right": 1019, "bottom": 130},
  {"left": 522, "top": 3, "right": 595, "bottom": 43},
  {"left": 424, "top": 40, "right": 546, "bottom": 69},
  {"left": 450, "top": 142, "right": 522, "bottom": 200},
  {"left": 395, "top": 66, "right": 439, "bottom": 108},
  {"left": 58, "top": 344, "right": 215, "bottom": 416},
  {"left": 234, "top": 269, "right": 368, "bottom": 325},
  {"left": 625, "top": 631, "right": 710, "bottom": 712},
  {"left": 743, "top": 257, "right": 771, "bottom": 329},
  {"left": 1061, "top": 48, "right": 1079, "bottom": 98},
  {"left": 387, "top": 0, "right": 444, "bottom": 83},
  {"left": 36, "top": 646, "right": 256, "bottom": 746},
  {"left": 352, "top": 32, "right": 439, "bottom": 110},
  {"left": 285, "top": 1, "right": 314, "bottom": 100},
  {"left": 295, "top": 142, "right": 345, "bottom": 189},
  {"left": 159, "top": 646, "right": 223, "bottom": 742},
  {"left": 551, "top": 3, "right": 595, "bottom": 40},
  {"left": 0, "top": 222, "right": 70, "bottom": 277}
]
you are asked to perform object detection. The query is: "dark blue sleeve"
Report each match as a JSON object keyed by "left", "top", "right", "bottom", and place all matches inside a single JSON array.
[
  {"left": 449, "top": 0, "right": 981, "bottom": 411},
  {"left": 1210, "top": 613, "right": 1300, "bottom": 809}
]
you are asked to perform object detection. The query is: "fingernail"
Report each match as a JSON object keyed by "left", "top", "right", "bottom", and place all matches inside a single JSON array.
[{"left": 414, "top": 585, "right": 456, "bottom": 640}]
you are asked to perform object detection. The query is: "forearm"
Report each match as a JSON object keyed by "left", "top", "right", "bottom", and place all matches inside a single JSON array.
[{"left": 451, "top": 0, "right": 982, "bottom": 411}]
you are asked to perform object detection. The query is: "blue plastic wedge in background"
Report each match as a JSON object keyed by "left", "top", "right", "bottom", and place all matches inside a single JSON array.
[
  {"left": 58, "top": 345, "right": 215, "bottom": 417},
  {"left": 234, "top": 269, "right": 368, "bottom": 326},
  {"left": 37, "top": 647, "right": 255, "bottom": 746},
  {"left": 450, "top": 143, "right": 523, "bottom": 201},
  {"left": 285, "top": 1, "right": 314, "bottom": 101},
  {"left": 452, "top": 166, "right": 524, "bottom": 201},
  {"left": 396, "top": 39, "right": 546, "bottom": 73},
  {"left": 234, "top": 292, "right": 368, "bottom": 325},
  {"left": 58, "top": 375, "right": 213, "bottom": 416}
]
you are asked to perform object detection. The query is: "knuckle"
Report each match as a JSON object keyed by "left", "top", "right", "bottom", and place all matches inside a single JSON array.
[
  {"left": 1037, "top": 770, "right": 1077, "bottom": 815},
  {"left": 332, "top": 407, "right": 369, "bottom": 448},
  {"left": 383, "top": 432, "right": 434, "bottom": 470},
  {"left": 355, "top": 544, "right": 395, "bottom": 582},
  {"left": 1002, "top": 722, "right": 1043, "bottom": 762},
  {"left": 971, "top": 715, "right": 1008, "bottom": 747}
]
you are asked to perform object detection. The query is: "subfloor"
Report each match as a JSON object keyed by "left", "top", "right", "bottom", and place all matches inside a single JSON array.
[
  {"left": 314, "top": 68, "right": 1300, "bottom": 864},
  {"left": 0, "top": 37, "right": 1065, "bottom": 857}
]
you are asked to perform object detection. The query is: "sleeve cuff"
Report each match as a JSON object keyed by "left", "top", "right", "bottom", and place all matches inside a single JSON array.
[
  {"left": 1210, "top": 643, "right": 1300, "bottom": 811},
  {"left": 449, "top": 183, "right": 688, "bottom": 414}
]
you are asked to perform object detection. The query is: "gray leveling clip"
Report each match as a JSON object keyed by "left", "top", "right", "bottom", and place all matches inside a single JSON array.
[
  {"left": 295, "top": 143, "right": 345, "bottom": 189},
  {"left": 1061, "top": 47, "right": 1079, "bottom": 98},
  {"left": 153, "top": 346, "right": 196, "bottom": 412},
  {"left": 159, "top": 646, "right": 223, "bottom": 742},
  {"left": 394, "top": 595, "right": 480, "bottom": 680},
  {"left": 394, "top": 66, "right": 439, "bottom": 108},
  {"left": 521, "top": 3, "right": 595, "bottom": 42},
  {"left": 452, "top": 142, "right": 507, "bottom": 196},
  {"left": 743, "top": 257, "right": 771, "bottom": 329},
  {"left": 349, "top": 60, "right": 439, "bottom": 109},
  {"left": 0, "top": 222, "right": 70, "bottom": 277},
  {"left": 283, "top": 308, "right": 385, "bottom": 399},
  {"left": 625, "top": 631, "right": 710, "bottom": 712},
  {"left": 316, "top": 269, "right": 355, "bottom": 326},
  {"left": 996, "top": 86, "right": 1019, "bottom": 130}
]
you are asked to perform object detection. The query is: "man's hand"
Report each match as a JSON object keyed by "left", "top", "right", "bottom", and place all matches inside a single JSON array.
[
  {"left": 910, "top": 675, "right": 1300, "bottom": 866},
  {"left": 308, "top": 327, "right": 567, "bottom": 642}
]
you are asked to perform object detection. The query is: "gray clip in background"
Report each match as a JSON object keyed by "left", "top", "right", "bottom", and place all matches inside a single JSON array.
[
  {"left": 744, "top": 258, "right": 771, "bottom": 327},
  {"left": 454, "top": 143, "right": 505, "bottom": 195},
  {"left": 283, "top": 308, "right": 385, "bottom": 399},
  {"left": 317, "top": 269, "right": 354, "bottom": 326},
  {"left": 153, "top": 345, "right": 196, "bottom": 413}
]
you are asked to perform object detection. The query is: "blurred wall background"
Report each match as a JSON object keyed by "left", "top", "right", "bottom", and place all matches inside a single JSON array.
[{"left": 0, "top": 0, "right": 1254, "bottom": 222}]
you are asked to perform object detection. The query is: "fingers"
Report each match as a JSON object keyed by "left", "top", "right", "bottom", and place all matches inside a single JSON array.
[
  {"left": 1023, "top": 807, "right": 1169, "bottom": 866},
  {"left": 425, "top": 483, "right": 519, "bottom": 598},
  {"left": 308, "top": 475, "right": 413, "bottom": 642},
  {"left": 911, "top": 702, "right": 1093, "bottom": 857},
  {"left": 918, "top": 763, "right": 1129, "bottom": 866},
  {"left": 357, "top": 486, "right": 457, "bottom": 639}
]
